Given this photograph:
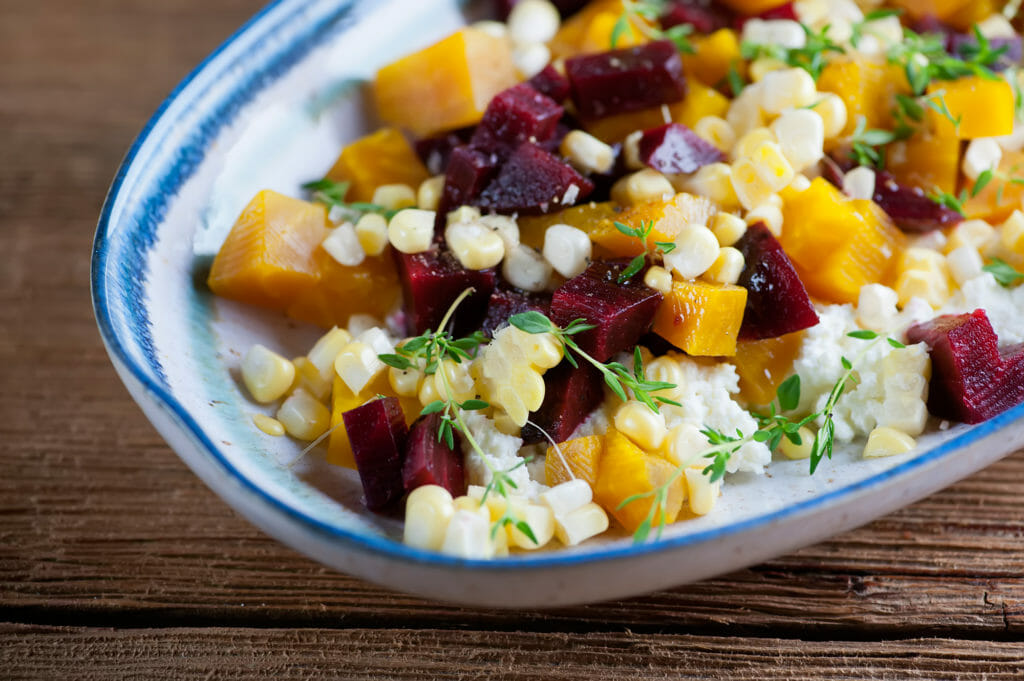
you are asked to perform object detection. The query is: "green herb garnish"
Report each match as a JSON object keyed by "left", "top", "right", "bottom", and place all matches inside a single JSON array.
[
  {"left": 612, "top": 220, "right": 676, "bottom": 284},
  {"left": 983, "top": 257, "right": 1024, "bottom": 287},
  {"left": 302, "top": 177, "right": 400, "bottom": 221}
]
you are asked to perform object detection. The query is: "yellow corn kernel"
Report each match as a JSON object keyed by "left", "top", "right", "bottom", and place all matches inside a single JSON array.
[
  {"left": 353, "top": 213, "right": 388, "bottom": 256},
  {"left": 622, "top": 130, "right": 644, "bottom": 170},
  {"left": 748, "top": 56, "right": 787, "bottom": 83},
  {"left": 417, "top": 175, "right": 445, "bottom": 211},
  {"left": 507, "top": 503, "right": 556, "bottom": 550},
  {"left": 643, "top": 265, "right": 673, "bottom": 293},
  {"left": 732, "top": 126, "right": 775, "bottom": 162},
  {"left": 945, "top": 219, "right": 996, "bottom": 254},
  {"left": 371, "top": 183, "right": 417, "bottom": 211},
  {"left": 863, "top": 426, "right": 917, "bottom": 459},
  {"left": 946, "top": 245, "right": 984, "bottom": 286},
  {"left": 661, "top": 422, "right": 706, "bottom": 468},
  {"left": 440, "top": 508, "right": 493, "bottom": 559},
  {"left": 387, "top": 208, "right": 435, "bottom": 253},
  {"left": 447, "top": 205, "right": 481, "bottom": 226},
  {"left": 614, "top": 400, "right": 668, "bottom": 451},
  {"left": 760, "top": 67, "right": 817, "bottom": 114},
  {"left": 684, "top": 467, "right": 721, "bottom": 515},
  {"left": 446, "top": 221, "right": 506, "bottom": 270},
  {"left": 561, "top": 129, "right": 615, "bottom": 174},
  {"left": 710, "top": 212, "right": 747, "bottom": 246},
  {"left": 418, "top": 372, "right": 442, "bottom": 406},
  {"left": 432, "top": 358, "right": 476, "bottom": 403},
  {"left": 750, "top": 141, "right": 795, "bottom": 192},
  {"left": 252, "top": 413, "right": 285, "bottom": 436},
  {"left": 388, "top": 365, "right": 423, "bottom": 397},
  {"left": 693, "top": 115, "right": 736, "bottom": 153},
  {"left": 334, "top": 341, "right": 385, "bottom": 394},
  {"left": 683, "top": 162, "right": 740, "bottom": 210},
  {"left": 241, "top": 344, "right": 296, "bottom": 403},
  {"left": 744, "top": 201, "right": 783, "bottom": 236},
  {"left": 554, "top": 502, "right": 609, "bottom": 546},
  {"left": 815, "top": 92, "right": 848, "bottom": 140},
  {"left": 895, "top": 269, "right": 948, "bottom": 308},
  {"left": 730, "top": 158, "right": 775, "bottom": 210},
  {"left": 404, "top": 484, "right": 455, "bottom": 551},
  {"left": 291, "top": 356, "right": 332, "bottom": 402},
  {"left": 276, "top": 388, "right": 330, "bottom": 441},
  {"left": 779, "top": 426, "right": 814, "bottom": 460},
  {"left": 504, "top": 327, "right": 563, "bottom": 370},
  {"left": 704, "top": 246, "right": 745, "bottom": 285},
  {"left": 307, "top": 327, "right": 353, "bottom": 381},
  {"left": 539, "top": 479, "right": 593, "bottom": 516},
  {"left": 611, "top": 169, "right": 675, "bottom": 205},
  {"left": 999, "top": 210, "right": 1024, "bottom": 256}
]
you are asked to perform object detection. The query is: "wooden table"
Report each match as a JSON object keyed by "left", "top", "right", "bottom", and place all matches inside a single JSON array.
[{"left": 2, "top": 1, "right": 1023, "bottom": 677}]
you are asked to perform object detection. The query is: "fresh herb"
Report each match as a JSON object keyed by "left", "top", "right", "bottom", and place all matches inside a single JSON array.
[
  {"left": 848, "top": 115, "right": 900, "bottom": 169},
  {"left": 928, "top": 188, "right": 967, "bottom": 216},
  {"left": 613, "top": 220, "right": 675, "bottom": 283},
  {"left": 725, "top": 61, "right": 746, "bottom": 97},
  {"left": 302, "top": 177, "right": 399, "bottom": 221},
  {"left": 509, "top": 311, "right": 680, "bottom": 413},
  {"left": 480, "top": 457, "right": 538, "bottom": 545},
  {"left": 888, "top": 26, "right": 1006, "bottom": 97},
  {"left": 619, "top": 331, "right": 903, "bottom": 542},
  {"left": 891, "top": 91, "right": 961, "bottom": 138},
  {"left": 741, "top": 24, "right": 845, "bottom": 80},
  {"left": 983, "top": 257, "right": 1024, "bottom": 286},
  {"left": 610, "top": 0, "right": 694, "bottom": 54}
]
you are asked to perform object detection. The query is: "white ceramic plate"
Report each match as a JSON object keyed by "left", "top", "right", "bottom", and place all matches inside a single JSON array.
[{"left": 93, "top": 0, "right": 1024, "bottom": 607}]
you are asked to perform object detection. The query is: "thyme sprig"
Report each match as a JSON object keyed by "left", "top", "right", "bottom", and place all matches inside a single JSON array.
[
  {"left": 888, "top": 26, "right": 1006, "bottom": 97},
  {"left": 509, "top": 311, "right": 680, "bottom": 413},
  {"left": 302, "top": 177, "right": 400, "bottom": 221},
  {"left": 613, "top": 220, "right": 676, "bottom": 283},
  {"left": 848, "top": 115, "right": 900, "bottom": 169},
  {"left": 610, "top": 0, "right": 694, "bottom": 54},
  {"left": 983, "top": 258, "right": 1024, "bottom": 287},
  {"left": 740, "top": 24, "right": 846, "bottom": 80},
  {"left": 619, "top": 331, "right": 905, "bottom": 542}
]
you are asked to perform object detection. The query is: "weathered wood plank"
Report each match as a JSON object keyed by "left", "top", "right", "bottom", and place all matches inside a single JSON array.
[{"left": 2, "top": 624, "right": 1023, "bottom": 681}]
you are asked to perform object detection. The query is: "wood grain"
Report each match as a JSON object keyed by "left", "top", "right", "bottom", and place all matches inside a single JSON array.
[{"left": 3, "top": 0, "right": 1024, "bottom": 677}]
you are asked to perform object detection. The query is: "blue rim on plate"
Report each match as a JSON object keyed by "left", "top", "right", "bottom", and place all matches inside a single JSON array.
[{"left": 92, "top": 0, "right": 1024, "bottom": 573}]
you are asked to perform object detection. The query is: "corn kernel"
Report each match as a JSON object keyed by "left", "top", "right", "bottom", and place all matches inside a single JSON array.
[
  {"left": 276, "top": 388, "right": 330, "bottom": 441},
  {"left": 663, "top": 223, "right": 720, "bottom": 279},
  {"left": 856, "top": 283, "right": 899, "bottom": 332},
  {"left": 561, "top": 130, "right": 615, "bottom": 175},
  {"left": 611, "top": 169, "right": 675, "bottom": 205},
  {"left": 977, "top": 13, "right": 1016, "bottom": 39},
  {"left": 354, "top": 213, "right": 388, "bottom": 256},
  {"left": 446, "top": 221, "right": 506, "bottom": 270},
  {"left": 759, "top": 67, "right": 817, "bottom": 114},
  {"left": 252, "top": 413, "right": 285, "bottom": 436},
  {"left": 750, "top": 141, "right": 795, "bottom": 192},
  {"left": 389, "top": 365, "right": 422, "bottom": 397},
  {"left": 748, "top": 56, "right": 788, "bottom": 82},
  {"left": 543, "top": 223, "right": 592, "bottom": 278},
  {"left": 661, "top": 422, "right": 706, "bottom": 468},
  {"left": 744, "top": 201, "right": 784, "bottom": 236},
  {"left": 241, "top": 344, "right": 296, "bottom": 403},
  {"left": 507, "top": 0, "right": 560, "bottom": 45},
  {"left": 693, "top": 116, "right": 736, "bottom": 153},
  {"left": 471, "top": 19, "right": 507, "bottom": 39},
  {"left": 614, "top": 400, "right": 668, "bottom": 451},
  {"left": 895, "top": 269, "right": 948, "bottom": 308},
  {"left": 388, "top": 208, "right": 435, "bottom": 253},
  {"left": 962, "top": 138, "right": 1002, "bottom": 181},
  {"left": 507, "top": 503, "right": 556, "bottom": 549},
  {"left": 480, "top": 214, "right": 520, "bottom": 251},
  {"left": 512, "top": 41, "right": 550, "bottom": 78},
  {"left": 644, "top": 265, "right": 673, "bottom": 293},
  {"left": 291, "top": 356, "right": 332, "bottom": 402},
  {"left": 554, "top": 502, "right": 609, "bottom": 546},
  {"left": 946, "top": 245, "right": 984, "bottom": 286},
  {"left": 683, "top": 163, "right": 740, "bottom": 210},
  {"left": 710, "top": 212, "right": 747, "bottom": 246},
  {"left": 433, "top": 358, "right": 476, "bottom": 403},
  {"left": 814, "top": 93, "right": 848, "bottom": 139},
  {"left": 730, "top": 158, "right": 775, "bottom": 210},
  {"left": 539, "top": 479, "right": 593, "bottom": 516},
  {"left": 742, "top": 19, "right": 807, "bottom": 50},
  {"left": 322, "top": 221, "right": 366, "bottom": 267},
  {"left": 447, "top": 205, "right": 481, "bottom": 226},
  {"left": 704, "top": 246, "right": 745, "bottom": 285},
  {"left": 726, "top": 83, "right": 766, "bottom": 137},
  {"left": 371, "top": 183, "right": 417, "bottom": 211},
  {"left": 945, "top": 219, "right": 996, "bottom": 254},
  {"left": 404, "top": 485, "right": 455, "bottom": 551},
  {"left": 999, "top": 210, "right": 1024, "bottom": 256},
  {"left": 418, "top": 371, "right": 442, "bottom": 407},
  {"left": 684, "top": 467, "right": 721, "bottom": 515},
  {"left": 788, "top": 174, "right": 811, "bottom": 192},
  {"left": 623, "top": 130, "right": 645, "bottom": 170},
  {"left": 732, "top": 127, "right": 775, "bottom": 162},
  {"left": 842, "top": 166, "right": 876, "bottom": 200},
  {"left": 307, "top": 327, "right": 353, "bottom": 382},
  {"left": 512, "top": 365, "right": 546, "bottom": 413},
  {"left": 863, "top": 426, "right": 917, "bottom": 459},
  {"left": 779, "top": 426, "right": 814, "bottom": 460},
  {"left": 440, "top": 508, "right": 493, "bottom": 559},
  {"left": 334, "top": 341, "right": 385, "bottom": 394},
  {"left": 505, "top": 327, "right": 563, "bottom": 370},
  {"left": 453, "top": 495, "right": 488, "bottom": 515},
  {"left": 503, "top": 244, "right": 552, "bottom": 292},
  {"left": 417, "top": 175, "right": 445, "bottom": 211},
  {"left": 771, "top": 108, "right": 824, "bottom": 172}
]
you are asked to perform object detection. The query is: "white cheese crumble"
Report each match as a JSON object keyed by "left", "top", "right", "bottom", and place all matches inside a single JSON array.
[
  {"left": 461, "top": 411, "right": 547, "bottom": 500},
  {"left": 939, "top": 272, "right": 1024, "bottom": 345}
]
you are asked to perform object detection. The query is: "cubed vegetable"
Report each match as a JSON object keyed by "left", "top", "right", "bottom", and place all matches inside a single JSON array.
[
  {"left": 594, "top": 429, "right": 684, "bottom": 534},
  {"left": 927, "top": 76, "right": 1015, "bottom": 140},
  {"left": 653, "top": 279, "right": 748, "bottom": 356},
  {"left": 325, "top": 127, "right": 430, "bottom": 202}
]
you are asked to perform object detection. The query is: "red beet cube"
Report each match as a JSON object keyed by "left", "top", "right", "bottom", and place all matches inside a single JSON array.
[
  {"left": 528, "top": 64, "right": 572, "bottom": 103},
  {"left": 393, "top": 248, "right": 496, "bottom": 335},
  {"left": 907, "top": 310, "right": 1024, "bottom": 424},
  {"left": 480, "top": 287, "right": 552, "bottom": 338},
  {"left": 436, "top": 145, "right": 499, "bottom": 228},
  {"left": 414, "top": 127, "right": 473, "bottom": 175},
  {"left": 521, "top": 359, "right": 605, "bottom": 444},
  {"left": 550, "top": 260, "right": 663, "bottom": 362},
  {"left": 638, "top": 122, "right": 724, "bottom": 175},
  {"left": 343, "top": 397, "right": 409, "bottom": 511},
  {"left": 873, "top": 171, "right": 963, "bottom": 233},
  {"left": 476, "top": 142, "right": 594, "bottom": 214},
  {"left": 565, "top": 40, "right": 686, "bottom": 119},
  {"left": 402, "top": 413, "right": 467, "bottom": 497},
  {"left": 470, "top": 83, "right": 564, "bottom": 154},
  {"left": 661, "top": 0, "right": 733, "bottom": 33},
  {"left": 735, "top": 222, "right": 819, "bottom": 340}
]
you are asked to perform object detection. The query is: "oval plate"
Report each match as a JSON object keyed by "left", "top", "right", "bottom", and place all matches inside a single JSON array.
[{"left": 93, "top": 0, "right": 1024, "bottom": 607}]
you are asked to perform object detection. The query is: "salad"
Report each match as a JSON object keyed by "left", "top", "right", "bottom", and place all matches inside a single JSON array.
[{"left": 206, "top": 0, "right": 1024, "bottom": 558}]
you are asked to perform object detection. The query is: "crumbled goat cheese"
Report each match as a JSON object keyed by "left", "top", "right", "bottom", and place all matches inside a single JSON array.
[
  {"left": 461, "top": 411, "right": 547, "bottom": 499},
  {"left": 939, "top": 272, "right": 1024, "bottom": 344}
]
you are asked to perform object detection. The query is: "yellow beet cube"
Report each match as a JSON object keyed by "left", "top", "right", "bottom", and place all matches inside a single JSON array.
[
  {"left": 683, "top": 29, "right": 742, "bottom": 88},
  {"left": 817, "top": 60, "right": 909, "bottom": 136},
  {"left": 594, "top": 429, "right": 684, "bottom": 534},
  {"left": 927, "top": 76, "right": 1015, "bottom": 139},
  {"left": 590, "top": 193, "right": 717, "bottom": 257},
  {"left": 653, "top": 279, "right": 747, "bottom": 357},
  {"left": 546, "top": 435, "right": 604, "bottom": 488},
  {"left": 325, "top": 127, "right": 430, "bottom": 203},
  {"left": 886, "top": 133, "right": 960, "bottom": 194}
]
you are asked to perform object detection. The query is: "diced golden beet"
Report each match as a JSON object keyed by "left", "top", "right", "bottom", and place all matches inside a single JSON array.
[
  {"left": 594, "top": 429, "right": 684, "bottom": 534},
  {"left": 208, "top": 190, "right": 327, "bottom": 310},
  {"left": 927, "top": 77, "right": 1015, "bottom": 139},
  {"left": 731, "top": 332, "right": 805, "bottom": 406},
  {"left": 886, "top": 134, "right": 960, "bottom": 194},
  {"left": 890, "top": 0, "right": 973, "bottom": 20},
  {"left": 682, "top": 29, "right": 742, "bottom": 88},
  {"left": 325, "top": 128, "right": 430, "bottom": 202},
  {"left": 549, "top": 0, "right": 646, "bottom": 60},
  {"left": 517, "top": 201, "right": 624, "bottom": 251},
  {"left": 285, "top": 251, "right": 401, "bottom": 329},
  {"left": 545, "top": 435, "right": 604, "bottom": 487},
  {"left": 373, "top": 28, "right": 518, "bottom": 137},
  {"left": 780, "top": 178, "right": 905, "bottom": 304},
  {"left": 718, "top": 0, "right": 791, "bottom": 12},
  {"left": 327, "top": 374, "right": 421, "bottom": 468},
  {"left": 582, "top": 81, "right": 730, "bottom": 144},
  {"left": 964, "top": 151, "right": 1024, "bottom": 224},
  {"left": 945, "top": 0, "right": 996, "bottom": 30},
  {"left": 818, "top": 60, "right": 909, "bottom": 136},
  {"left": 590, "top": 193, "right": 717, "bottom": 257},
  {"left": 653, "top": 279, "right": 747, "bottom": 357}
]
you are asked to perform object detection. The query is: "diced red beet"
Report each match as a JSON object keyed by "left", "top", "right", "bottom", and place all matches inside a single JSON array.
[
  {"left": 907, "top": 309, "right": 1024, "bottom": 424},
  {"left": 393, "top": 248, "right": 496, "bottom": 335},
  {"left": 872, "top": 171, "right": 963, "bottom": 233},
  {"left": 343, "top": 397, "right": 409, "bottom": 511},
  {"left": 521, "top": 359, "right": 605, "bottom": 444},
  {"left": 475, "top": 142, "right": 594, "bottom": 214},
  {"left": 661, "top": 0, "right": 733, "bottom": 33},
  {"left": 528, "top": 64, "right": 572, "bottom": 103},
  {"left": 436, "top": 145, "right": 499, "bottom": 228},
  {"left": 735, "top": 222, "right": 819, "bottom": 340},
  {"left": 480, "top": 286, "right": 552, "bottom": 338},
  {"left": 470, "top": 83, "right": 564, "bottom": 155},
  {"left": 550, "top": 260, "right": 664, "bottom": 362},
  {"left": 414, "top": 127, "right": 474, "bottom": 175},
  {"left": 402, "top": 413, "right": 467, "bottom": 497},
  {"left": 565, "top": 40, "right": 686, "bottom": 119},
  {"left": 638, "top": 122, "right": 724, "bottom": 175}
]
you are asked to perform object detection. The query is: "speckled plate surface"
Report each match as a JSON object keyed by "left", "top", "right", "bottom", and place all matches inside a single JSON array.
[{"left": 92, "top": 0, "right": 1024, "bottom": 607}]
